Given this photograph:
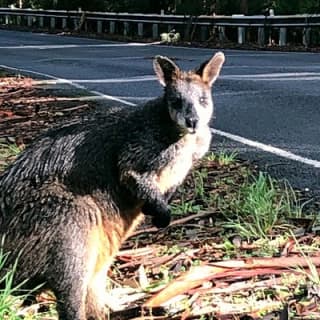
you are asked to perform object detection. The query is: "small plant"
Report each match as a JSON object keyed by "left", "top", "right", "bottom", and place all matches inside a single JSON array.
[
  {"left": 0, "top": 249, "right": 27, "bottom": 319},
  {"left": 0, "top": 143, "right": 21, "bottom": 158},
  {"left": 290, "top": 234, "right": 320, "bottom": 297},
  {"left": 222, "top": 172, "right": 302, "bottom": 240},
  {"left": 0, "top": 143, "right": 22, "bottom": 171},
  {"left": 170, "top": 200, "right": 202, "bottom": 216},
  {"left": 0, "top": 245, "right": 51, "bottom": 320},
  {"left": 193, "top": 168, "right": 207, "bottom": 199},
  {"left": 206, "top": 151, "right": 238, "bottom": 166}
]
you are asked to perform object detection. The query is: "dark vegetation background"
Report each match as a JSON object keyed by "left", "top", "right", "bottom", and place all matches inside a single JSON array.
[{"left": 0, "top": 0, "right": 320, "bottom": 15}]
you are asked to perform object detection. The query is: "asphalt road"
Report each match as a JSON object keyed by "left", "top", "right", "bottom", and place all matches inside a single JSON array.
[{"left": 0, "top": 29, "right": 319, "bottom": 194}]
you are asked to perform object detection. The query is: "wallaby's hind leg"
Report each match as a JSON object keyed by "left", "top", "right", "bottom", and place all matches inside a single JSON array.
[
  {"left": 45, "top": 224, "right": 107, "bottom": 320},
  {"left": 53, "top": 281, "right": 87, "bottom": 320},
  {"left": 53, "top": 257, "right": 108, "bottom": 320}
]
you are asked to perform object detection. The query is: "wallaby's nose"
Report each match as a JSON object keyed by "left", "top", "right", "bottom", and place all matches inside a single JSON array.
[{"left": 185, "top": 117, "right": 198, "bottom": 132}]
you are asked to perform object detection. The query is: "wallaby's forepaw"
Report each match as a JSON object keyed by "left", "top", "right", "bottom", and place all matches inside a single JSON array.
[
  {"left": 142, "top": 201, "right": 171, "bottom": 228},
  {"left": 152, "top": 211, "right": 171, "bottom": 228}
]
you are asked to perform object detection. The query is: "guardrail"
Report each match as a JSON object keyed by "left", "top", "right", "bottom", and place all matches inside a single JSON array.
[{"left": 0, "top": 8, "right": 320, "bottom": 47}]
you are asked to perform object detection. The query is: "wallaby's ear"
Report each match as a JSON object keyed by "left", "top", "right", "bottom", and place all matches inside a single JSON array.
[
  {"left": 153, "top": 56, "right": 180, "bottom": 87},
  {"left": 196, "top": 52, "right": 225, "bottom": 87}
]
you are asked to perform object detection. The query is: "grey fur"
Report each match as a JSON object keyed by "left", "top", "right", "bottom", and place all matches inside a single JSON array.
[{"left": 0, "top": 52, "right": 225, "bottom": 320}]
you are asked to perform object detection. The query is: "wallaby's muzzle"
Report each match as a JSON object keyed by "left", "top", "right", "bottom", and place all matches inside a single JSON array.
[{"left": 185, "top": 116, "right": 199, "bottom": 134}]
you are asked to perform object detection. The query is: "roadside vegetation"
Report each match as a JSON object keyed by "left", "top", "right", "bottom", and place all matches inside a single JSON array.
[
  {"left": 1, "top": 74, "right": 320, "bottom": 319},
  {"left": 5, "top": 0, "right": 318, "bottom": 16}
]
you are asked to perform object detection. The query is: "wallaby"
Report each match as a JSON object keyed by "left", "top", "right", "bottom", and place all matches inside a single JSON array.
[{"left": 0, "top": 52, "right": 225, "bottom": 320}]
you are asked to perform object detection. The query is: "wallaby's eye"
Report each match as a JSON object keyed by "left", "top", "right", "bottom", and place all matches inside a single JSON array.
[{"left": 199, "top": 96, "right": 207, "bottom": 106}]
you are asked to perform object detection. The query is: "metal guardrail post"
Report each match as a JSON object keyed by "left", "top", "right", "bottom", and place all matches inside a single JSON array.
[
  {"left": 110, "top": 21, "right": 115, "bottom": 34},
  {"left": 50, "top": 17, "right": 55, "bottom": 29},
  {"left": 62, "top": 18, "right": 67, "bottom": 29},
  {"left": 123, "top": 22, "right": 130, "bottom": 36},
  {"left": 303, "top": 27, "right": 311, "bottom": 47},
  {"left": 200, "top": 26, "right": 207, "bottom": 41},
  {"left": 39, "top": 16, "right": 44, "bottom": 28},
  {"left": 238, "top": 26, "right": 245, "bottom": 44},
  {"left": 258, "top": 27, "right": 265, "bottom": 46},
  {"left": 218, "top": 26, "right": 226, "bottom": 41},
  {"left": 279, "top": 27, "right": 287, "bottom": 46},
  {"left": 97, "top": 20, "right": 102, "bottom": 33},
  {"left": 138, "top": 22, "right": 143, "bottom": 37},
  {"left": 27, "top": 15, "right": 32, "bottom": 27},
  {"left": 152, "top": 23, "right": 158, "bottom": 39},
  {"left": 73, "top": 17, "right": 78, "bottom": 30},
  {"left": 124, "top": 21, "right": 129, "bottom": 36}
]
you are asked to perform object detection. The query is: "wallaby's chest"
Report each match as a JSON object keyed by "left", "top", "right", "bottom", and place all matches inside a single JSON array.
[{"left": 154, "top": 127, "right": 211, "bottom": 194}]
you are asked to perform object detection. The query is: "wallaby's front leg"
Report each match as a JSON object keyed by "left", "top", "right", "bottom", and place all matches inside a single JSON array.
[{"left": 121, "top": 170, "right": 171, "bottom": 228}]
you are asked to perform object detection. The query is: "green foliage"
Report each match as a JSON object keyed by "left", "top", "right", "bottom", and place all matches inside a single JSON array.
[
  {"left": 0, "top": 144, "right": 21, "bottom": 172},
  {"left": 4, "top": 0, "right": 319, "bottom": 14},
  {"left": 206, "top": 151, "right": 238, "bottom": 166},
  {"left": 222, "top": 172, "right": 302, "bottom": 240},
  {"left": 0, "top": 249, "right": 26, "bottom": 320}
]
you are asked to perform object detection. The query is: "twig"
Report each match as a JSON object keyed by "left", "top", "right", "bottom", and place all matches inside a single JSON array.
[
  {"left": 131, "top": 210, "right": 217, "bottom": 237},
  {"left": 58, "top": 104, "right": 89, "bottom": 113}
]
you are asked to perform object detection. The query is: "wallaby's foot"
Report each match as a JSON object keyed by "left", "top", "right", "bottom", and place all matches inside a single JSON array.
[{"left": 142, "top": 200, "right": 171, "bottom": 228}]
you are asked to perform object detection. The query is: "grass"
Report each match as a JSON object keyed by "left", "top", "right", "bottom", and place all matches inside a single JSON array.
[
  {"left": 291, "top": 233, "right": 320, "bottom": 288},
  {"left": 0, "top": 154, "right": 21, "bottom": 310},
  {"left": 170, "top": 149, "right": 309, "bottom": 242},
  {"left": 0, "top": 248, "right": 27, "bottom": 320},
  {"left": 0, "top": 143, "right": 22, "bottom": 171},
  {"left": 206, "top": 150, "right": 238, "bottom": 166},
  {"left": 222, "top": 172, "right": 306, "bottom": 241},
  {"left": 170, "top": 151, "right": 240, "bottom": 216},
  {"left": 0, "top": 247, "right": 56, "bottom": 320}
]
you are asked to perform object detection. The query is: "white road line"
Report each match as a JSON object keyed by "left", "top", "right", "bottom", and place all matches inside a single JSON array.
[
  {"left": 223, "top": 72, "right": 320, "bottom": 81},
  {"left": 0, "top": 64, "right": 135, "bottom": 106},
  {"left": 38, "top": 56, "right": 145, "bottom": 63},
  {"left": 226, "top": 72, "right": 319, "bottom": 78},
  {"left": 0, "top": 42, "right": 161, "bottom": 50},
  {"left": 115, "top": 96, "right": 155, "bottom": 101},
  {"left": 34, "top": 73, "right": 320, "bottom": 85},
  {"left": 68, "top": 76, "right": 157, "bottom": 83},
  {"left": 212, "top": 129, "right": 320, "bottom": 168},
  {"left": 89, "top": 90, "right": 136, "bottom": 106},
  {"left": 1, "top": 63, "right": 320, "bottom": 168},
  {"left": 33, "top": 76, "right": 156, "bottom": 85},
  {"left": 225, "top": 76, "right": 320, "bottom": 81},
  {"left": 224, "top": 65, "right": 320, "bottom": 69}
]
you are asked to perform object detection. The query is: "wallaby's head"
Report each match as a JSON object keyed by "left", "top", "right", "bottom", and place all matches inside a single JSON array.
[{"left": 153, "top": 52, "right": 225, "bottom": 134}]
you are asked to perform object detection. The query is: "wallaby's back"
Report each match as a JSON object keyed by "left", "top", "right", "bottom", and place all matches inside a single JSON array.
[{"left": 0, "top": 52, "right": 225, "bottom": 320}]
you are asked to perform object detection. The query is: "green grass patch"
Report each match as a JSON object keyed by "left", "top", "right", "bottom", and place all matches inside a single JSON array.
[
  {"left": 0, "top": 249, "right": 27, "bottom": 320},
  {"left": 222, "top": 172, "right": 308, "bottom": 241},
  {"left": 206, "top": 150, "right": 238, "bottom": 166},
  {"left": 0, "top": 143, "right": 22, "bottom": 172},
  {"left": 0, "top": 247, "right": 56, "bottom": 320}
]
